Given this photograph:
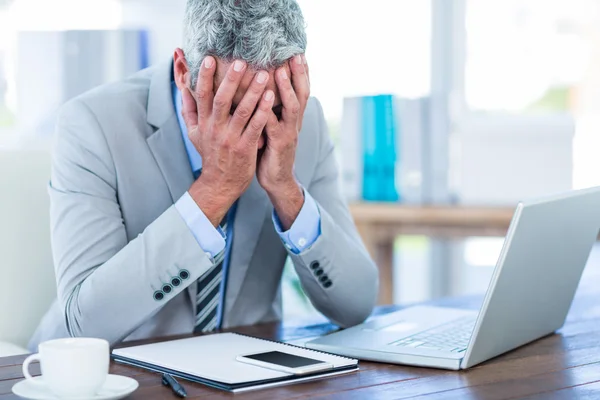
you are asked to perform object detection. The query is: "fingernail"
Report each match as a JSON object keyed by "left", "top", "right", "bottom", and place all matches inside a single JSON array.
[
  {"left": 302, "top": 54, "right": 307, "bottom": 64},
  {"left": 204, "top": 57, "right": 214, "bottom": 68},
  {"left": 265, "top": 90, "right": 274, "bottom": 101},
  {"left": 233, "top": 60, "right": 245, "bottom": 72},
  {"left": 256, "top": 71, "right": 268, "bottom": 84},
  {"left": 280, "top": 69, "right": 288, "bottom": 80},
  {"left": 295, "top": 55, "right": 302, "bottom": 65}
]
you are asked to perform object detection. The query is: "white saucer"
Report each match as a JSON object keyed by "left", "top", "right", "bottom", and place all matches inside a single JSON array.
[{"left": 12, "top": 374, "right": 139, "bottom": 400}]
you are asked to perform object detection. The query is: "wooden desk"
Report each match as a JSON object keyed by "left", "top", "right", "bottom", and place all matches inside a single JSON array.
[
  {"left": 2, "top": 279, "right": 599, "bottom": 399},
  {"left": 350, "top": 203, "right": 516, "bottom": 304}
]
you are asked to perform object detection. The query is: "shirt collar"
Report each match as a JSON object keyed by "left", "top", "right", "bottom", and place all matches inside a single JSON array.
[{"left": 172, "top": 81, "right": 203, "bottom": 175}]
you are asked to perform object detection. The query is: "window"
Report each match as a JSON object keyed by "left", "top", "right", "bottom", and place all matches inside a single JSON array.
[
  {"left": 298, "top": 0, "right": 431, "bottom": 131},
  {"left": 465, "top": 0, "right": 600, "bottom": 189},
  {"left": 465, "top": 0, "right": 594, "bottom": 113}
]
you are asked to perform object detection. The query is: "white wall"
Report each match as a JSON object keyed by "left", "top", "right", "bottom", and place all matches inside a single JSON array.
[
  {"left": 0, "top": 150, "right": 54, "bottom": 349},
  {"left": 454, "top": 113, "right": 574, "bottom": 205}
]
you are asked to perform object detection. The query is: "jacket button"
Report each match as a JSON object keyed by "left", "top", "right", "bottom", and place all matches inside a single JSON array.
[
  {"left": 323, "top": 280, "right": 333, "bottom": 288},
  {"left": 162, "top": 284, "right": 173, "bottom": 294},
  {"left": 314, "top": 268, "right": 324, "bottom": 276},
  {"left": 153, "top": 291, "right": 165, "bottom": 301},
  {"left": 310, "top": 261, "right": 320, "bottom": 270},
  {"left": 179, "top": 270, "right": 190, "bottom": 280},
  {"left": 171, "top": 277, "right": 182, "bottom": 287},
  {"left": 319, "top": 275, "right": 329, "bottom": 283}
]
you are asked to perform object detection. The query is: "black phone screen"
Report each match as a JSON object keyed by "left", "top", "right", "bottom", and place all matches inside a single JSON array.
[{"left": 242, "top": 351, "right": 324, "bottom": 368}]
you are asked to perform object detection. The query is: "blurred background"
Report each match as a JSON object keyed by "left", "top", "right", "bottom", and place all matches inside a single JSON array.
[{"left": 1, "top": 0, "right": 600, "bottom": 350}]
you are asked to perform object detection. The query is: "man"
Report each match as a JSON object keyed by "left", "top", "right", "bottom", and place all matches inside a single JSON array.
[{"left": 30, "top": 0, "right": 378, "bottom": 349}]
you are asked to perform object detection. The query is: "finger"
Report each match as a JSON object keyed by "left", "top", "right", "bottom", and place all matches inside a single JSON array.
[
  {"left": 195, "top": 56, "right": 216, "bottom": 121},
  {"left": 180, "top": 87, "right": 198, "bottom": 130},
  {"left": 213, "top": 60, "right": 247, "bottom": 124},
  {"left": 302, "top": 54, "right": 310, "bottom": 87},
  {"left": 275, "top": 67, "right": 301, "bottom": 128},
  {"left": 264, "top": 109, "right": 280, "bottom": 137},
  {"left": 228, "top": 70, "right": 269, "bottom": 134},
  {"left": 242, "top": 90, "right": 275, "bottom": 145},
  {"left": 289, "top": 55, "right": 310, "bottom": 109},
  {"left": 303, "top": 54, "right": 309, "bottom": 74}
]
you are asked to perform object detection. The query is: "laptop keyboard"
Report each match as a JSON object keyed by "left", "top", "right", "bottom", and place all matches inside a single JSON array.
[{"left": 389, "top": 316, "right": 476, "bottom": 353}]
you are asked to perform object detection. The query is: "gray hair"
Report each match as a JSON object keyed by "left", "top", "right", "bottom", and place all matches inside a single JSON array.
[{"left": 183, "top": 0, "right": 307, "bottom": 88}]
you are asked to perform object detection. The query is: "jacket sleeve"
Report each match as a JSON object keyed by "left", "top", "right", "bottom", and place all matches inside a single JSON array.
[
  {"left": 50, "top": 99, "right": 214, "bottom": 345},
  {"left": 287, "top": 98, "right": 379, "bottom": 328}
]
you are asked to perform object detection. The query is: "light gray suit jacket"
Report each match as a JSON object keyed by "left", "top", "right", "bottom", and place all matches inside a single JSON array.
[{"left": 29, "top": 61, "right": 378, "bottom": 350}]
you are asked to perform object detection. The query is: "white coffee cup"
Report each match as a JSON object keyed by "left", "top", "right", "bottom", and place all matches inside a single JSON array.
[{"left": 22, "top": 337, "right": 109, "bottom": 398}]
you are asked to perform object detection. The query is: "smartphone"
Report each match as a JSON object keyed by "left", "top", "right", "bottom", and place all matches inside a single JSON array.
[{"left": 236, "top": 351, "right": 334, "bottom": 375}]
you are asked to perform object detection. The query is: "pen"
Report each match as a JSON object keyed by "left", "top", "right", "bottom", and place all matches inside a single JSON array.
[{"left": 162, "top": 373, "right": 187, "bottom": 398}]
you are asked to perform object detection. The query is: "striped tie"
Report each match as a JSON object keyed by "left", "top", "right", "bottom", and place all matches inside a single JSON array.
[{"left": 195, "top": 218, "right": 227, "bottom": 333}]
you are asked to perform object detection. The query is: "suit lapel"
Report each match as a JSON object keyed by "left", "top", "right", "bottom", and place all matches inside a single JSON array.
[
  {"left": 225, "top": 177, "right": 270, "bottom": 320},
  {"left": 145, "top": 60, "right": 194, "bottom": 203},
  {"left": 146, "top": 115, "right": 194, "bottom": 204}
]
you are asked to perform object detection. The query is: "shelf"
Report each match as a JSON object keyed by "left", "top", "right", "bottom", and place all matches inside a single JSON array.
[{"left": 349, "top": 203, "right": 515, "bottom": 230}]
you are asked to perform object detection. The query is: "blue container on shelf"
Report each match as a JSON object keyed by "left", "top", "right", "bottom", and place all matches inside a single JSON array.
[{"left": 361, "top": 94, "right": 399, "bottom": 202}]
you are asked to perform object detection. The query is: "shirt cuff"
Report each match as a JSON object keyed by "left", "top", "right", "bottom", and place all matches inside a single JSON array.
[
  {"left": 175, "top": 191, "right": 226, "bottom": 258},
  {"left": 273, "top": 189, "right": 321, "bottom": 254}
]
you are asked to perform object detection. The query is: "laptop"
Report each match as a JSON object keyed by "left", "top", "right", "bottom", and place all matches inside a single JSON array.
[{"left": 307, "top": 187, "right": 600, "bottom": 370}]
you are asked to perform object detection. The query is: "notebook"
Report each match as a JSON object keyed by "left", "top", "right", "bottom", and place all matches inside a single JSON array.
[{"left": 112, "top": 333, "right": 358, "bottom": 393}]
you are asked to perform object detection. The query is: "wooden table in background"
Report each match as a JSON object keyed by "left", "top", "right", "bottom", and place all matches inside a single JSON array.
[
  {"left": 350, "top": 203, "right": 516, "bottom": 305},
  {"left": 1, "top": 279, "right": 599, "bottom": 399}
]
